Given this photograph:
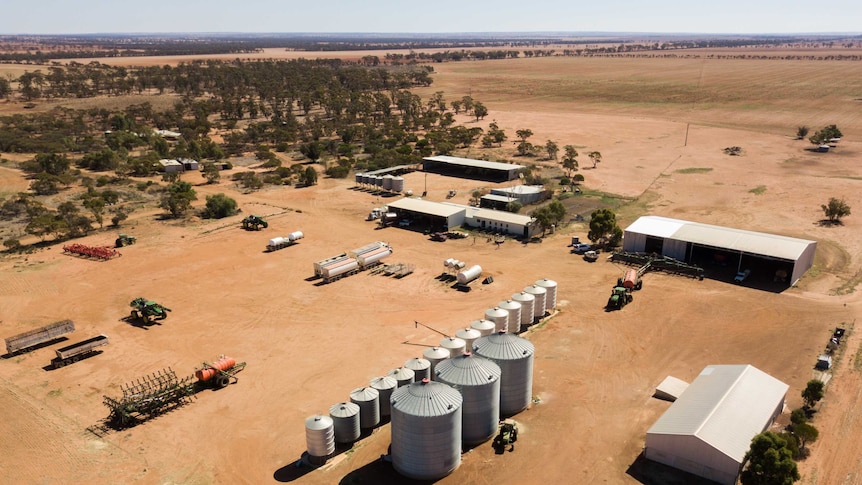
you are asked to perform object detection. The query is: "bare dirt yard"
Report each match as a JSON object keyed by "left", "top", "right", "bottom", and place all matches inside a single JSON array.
[{"left": 2, "top": 52, "right": 862, "bottom": 484}]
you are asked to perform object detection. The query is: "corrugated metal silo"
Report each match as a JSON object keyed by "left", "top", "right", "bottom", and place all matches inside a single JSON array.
[
  {"left": 484, "top": 307, "right": 509, "bottom": 333},
  {"left": 434, "top": 353, "right": 502, "bottom": 446},
  {"left": 387, "top": 366, "right": 416, "bottom": 387},
  {"left": 369, "top": 376, "right": 398, "bottom": 417},
  {"left": 473, "top": 332, "right": 535, "bottom": 417},
  {"left": 497, "top": 300, "right": 522, "bottom": 332},
  {"left": 523, "top": 284, "right": 547, "bottom": 322},
  {"left": 354, "top": 173, "right": 363, "bottom": 185},
  {"left": 329, "top": 401, "right": 361, "bottom": 444},
  {"left": 350, "top": 386, "right": 381, "bottom": 429},
  {"left": 404, "top": 357, "right": 431, "bottom": 382},
  {"left": 535, "top": 278, "right": 558, "bottom": 310},
  {"left": 391, "top": 176, "right": 405, "bottom": 193},
  {"left": 455, "top": 327, "right": 482, "bottom": 351},
  {"left": 382, "top": 174, "right": 394, "bottom": 191},
  {"left": 390, "top": 379, "right": 463, "bottom": 480},
  {"left": 440, "top": 336, "right": 466, "bottom": 357},
  {"left": 511, "top": 291, "right": 535, "bottom": 328},
  {"left": 470, "top": 319, "right": 496, "bottom": 337},
  {"left": 423, "top": 347, "right": 451, "bottom": 379},
  {"left": 305, "top": 415, "right": 335, "bottom": 465}
]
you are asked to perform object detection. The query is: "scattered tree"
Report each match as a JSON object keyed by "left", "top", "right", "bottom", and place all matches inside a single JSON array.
[
  {"left": 202, "top": 193, "right": 238, "bottom": 219},
  {"left": 588, "top": 151, "right": 602, "bottom": 168},
  {"left": 545, "top": 140, "right": 559, "bottom": 161},
  {"left": 723, "top": 146, "right": 743, "bottom": 156},
  {"left": 202, "top": 162, "right": 221, "bottom": 184},
  {"left": 809, "top": 124, "right": 842, "bottom": 145},
  {"left": 790, "top": 408, "right": 807, "bottom": 426},
  {"left": 588, "top": 208, "right": 623, "bottom": 248},
  {"left": 472, "top": 101, "right": 488, "bottom": 121},
  {"left": 821, "top": 197, "right": 851, "bottom": 223},
  {"left": 801, "top": 379, "right": 825, "bottom": 409},
  {"left": 531, "top": 201, "right": 566, "bottom": 236},
  {"left": 740, "top": 431, "right": 800, "bottom": 485},
  {"left": 793, "top": 422, "right": 819, "bottom": 450},
  {"left": 300, "top": 142, "right": 322, "bottom": 162},
  {"left": 515, "top": 129, "right": 533, "bottom": 143},
  {"left": 300, "top": 166, "right": 318, "bottom": 186},
  {"left": 561, "top": 145, "right": 579, "bottom": 177},
  {"left": 160, "top": 181, "right": 197, "bottom": 218},
  {"left": 796, "top": 126, "right": 809, "bottom": 140},
  {"left": 83, "top": 197, "right": 106, "bottom": 228}
]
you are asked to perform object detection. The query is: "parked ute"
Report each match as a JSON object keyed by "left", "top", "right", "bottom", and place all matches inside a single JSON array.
[{"left": 571, "top": 242, "right": 592, "bottom": 254}]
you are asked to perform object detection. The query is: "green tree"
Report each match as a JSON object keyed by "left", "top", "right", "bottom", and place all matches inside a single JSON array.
[
  {"left": 33, "top": 152, "right": 70, "bottom": 176},
  {"left": 821, "top": 197, "right": 851, "bottom": 223},
  {"left": 794, "top": 422, "right": 818, "bottom": 450},
  {"left": 472, "top": 101, "right": 488, "bottom": 121},
  {"left": 160, "top": 181, "right": 197, "bottom": 218},
  {"left": 531, "top": 201, "right": 566, "bottom": 236},
  {"left": 796, "top": 126, "right": 809, "bottom": 140},
  {"left": 0, "top": 77, "right": 12, "bottom": 99},
  {"left": 790, "top": 408, "right": 807, "bottom": 426},
  {"left": 300, "top": 142, "right": 322, "bottom": 162},
  {"left": 545, "top": 140, "right": 559, "bottom": 161},
  {"left": 515, "top": 129, "right": 533, "bottom": 143},
  {"left": 588, "top": 150, "right": 602, "bottom": 168},
  {"left": 110, "top": 207, "right": 130, "bottom": 227},
  {"left": 202, "top": 162, "right": 221, "bottom": 184},
  {"left": 300, "top": 166, "right": 318, "bottom": 186},
  {"left": 740, "top": 431, "right": 800, "bottom": 485},
  {"left": 801, "top": 379, "right": 825, "bottom": 408},
  {"left": 83, "top": 197, "right": 106, "bottom": 228},
  {"left": 588, "top": 208, "right": 623, "bottom": 248},
  {"left": 505, "top": 200, "right": 522, "bottom": 213},
  {"left": 562, "top": 145, "right": 579, "bottom": 177},
  {"left": 202, "top": 193, "right": 238, "bottom": 219},
  {"left": 30, "top": 173, "right": 60, "bottom": 195}
]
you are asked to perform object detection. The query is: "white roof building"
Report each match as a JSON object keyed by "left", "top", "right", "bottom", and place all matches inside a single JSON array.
[{"left": 645, "top": 364, "right": 788, "bottom": 485}]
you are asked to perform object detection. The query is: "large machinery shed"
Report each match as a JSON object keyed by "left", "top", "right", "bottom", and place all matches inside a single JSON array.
[
  {"left": 622, "top": 216, "right": 816, "bottom": 286},
  {"left": 422, "top": 156, "right": 525, "bottom": 182}
]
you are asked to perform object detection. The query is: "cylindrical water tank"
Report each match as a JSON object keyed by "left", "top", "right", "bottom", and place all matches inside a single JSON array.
[
  {"left": 440, "top": 336, "right": 467, "bottom": 357},
  {"left": 457, "top": 265, "right": 483, "bottom": 285},
  {"left": 484, "top": 307, "right": 509, "bottom": 334},
  {"left": 535, "top": 278, "right": 558, "bottom": 310},
  {"left": 369, "top": 376, "right": 398, "bottom": 417},
  {"left": 305, "top": 415, "right": 335, "bottom": 465},
  {"left": 434, "top": 353, "right": 502, "bottom": 446},
  {"left": 382, "top": 174, "right": 394, "bottom": 191},
  {"left": 387, "top": 367, "right": 416, "bottom": 388},
  {"left": 444, "top": 258, "right": 456, "bottom": 268},
  {"left": 511, "top": 291, "right": 536, "bottom": 328},
  {"left": 470, "top": 319, "right": 496, "bottom": 337},
  {"left": 350, "top": 387, "right": 380, "bottom": 429},
  {"left": 454, "top": 261, "right": 466, "bottom": 270},
  {"left": 498, "top": 300, "right": 522, "bottom": 332},
  {"left": 423, "top": 347, "right": 451, "bottom": 379},
  {"left": 288, "top": 230, "right": 304, "bottom": 241},
  {"left": 390, "top": 379, "right": 463, "bottom": 480},
  {"left": 524, "top": 284, "right": 547, "bottom": 322},
  {"left": 455, "top": 327, "right": 482, "bottom": 351},
  {"left": 267, "top": 236, "right": 287, "bottom": 248},
  {"left": 329, "top": 401, "right": 361, "bottom": 444},
  {"left": 391, "top": 176, "right": 405, "bottom": 193},
  {"left": 473, "top": 332, "right": 536, "bottom": 417},
  {"left": 404, "top": 357, "right": 431, "bottom": 382}
]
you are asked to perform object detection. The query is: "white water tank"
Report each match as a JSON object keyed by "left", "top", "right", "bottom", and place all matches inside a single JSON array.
[
  {"left": 322, "top": 259, "right": 359, "bottom": 280},
  {"left": 511, "top": 291, "right": 535, "bottom": 327},
  {"left": 392, "top": 176, "right": 405, "bottom": 193},
  {"left": 457, "top": 265, "right": 483, "bottom": 285},
  {"left": 435, "top": 353, "right": 502, "bottom": 446},
  {"left": 524, "top": 284, "right": 547, "bottom": 322},
  {"left": 390, "top": 379, "right": 463, "bottom": 480},
  {"left": 535, "top": 278, "right": 558, "bottom": 310},
  {"left": 288, "top": 230, "right": 304, "bottom": 241},
  {"left": 498, "top": 300, "right": 523, "bottom": 332},
  {"left": 440, "top": 336, "right": 467, "bottom": 357},
  {"left": 369, "top": 376, "right": 398, "bottom": 417},
  {"left": 404, "top": 357, "right": 431, "bottom": 382},
  {"left": 470, "top": 319, "right": 496, "bottom": 337},
  {"left": 484, "top": 307, "right": 509, "bottom": 334},
  {"left": 444, "top": 258, "right": 456, "bottom": 268},
  {"left": 305, "top": 415, "right": 335, "bottom": 465},
  {"left": 388, "top": 367, "right": 416, "bottom": 388},
  {"left": 268, "top": 236, "right": 287, "bottom": 248},
  {"left": 423, "top": 347, "right": 451, "bottom": 379},
  {"left": 455, "top": 327, "right": 482, "bottom": 351},
  {"left": 473, "top": 332, "right": 536, "bottom": 417},
  {"left": 350, "top": 387, "right": 380, "bottom": 429},
  {"left": 329, "top": 401, "right": 361, "bottom": 444}
]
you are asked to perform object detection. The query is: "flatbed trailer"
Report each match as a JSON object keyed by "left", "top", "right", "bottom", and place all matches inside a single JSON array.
[
  {"left": 5, "top": 319, "right": 75, "bottom": 355},
  {"left": 52, "top": 334, "right": 108, "bottom": 368}
]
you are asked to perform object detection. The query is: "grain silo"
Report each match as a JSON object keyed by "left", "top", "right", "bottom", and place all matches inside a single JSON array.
[
  {"left": 440, "top": 336, "right": 467, "bottom": 357},
  {"left": 497, "top": 300, "right": 522, "bottom": 332},
  {"left": 354, "top": 173, "right": 363, "bottom": 186},
  {"left": 329, "top": 401, "right": 361, "bottom": 444},
  {"left": 404, "top": 357, "right": 431, "bottom": 382},
  {"left": 391, "top": 176, "right": 405, "bottom": 193},
  {"left": 388, "top": 367, "right": 416, "bottom": 388},
  {"left": 535, "top": 278, "right": 558, "bottom": 310},
  {"left": 434, "top": 353, "right": 502, "bottom": 446},
  {"left": 511, "top": 291, "right": 535, "bottom": 328},
  {"left": 374, "top": 175, "right": 384, "bottom": 188},
  {"left": 390, "top": 379, "right": 463, "bottom": 480},
  {"left": 470, "top": 319, "right": 496, "bottom": 337},
  {"left": 455, "top": 327, "right": 482, "bottom": 351},
  {"left": 523, "top": 284, "right": 547, "bottom": 322},
  {"left": 350, "top": 387, "right": 381, "bottom": 430},
  {"left": 369, "top": 376, "right": 398, "bottom": 417},
  {"left": 473, "top": 332, "right": 536, "bottom": 417},
  {"left": 423, "top": 347, "right": 451, "bottom": 378},
  {"left": 484, "top": 307, "right": 509, "bottom": 333},
  {"left": 382, "top": 174, "right": 394, "bottom": 191},
  {"left": 304, "top": 415, "right": 335, "bottom": 466},
  {"left": 360, "top": 173, "right": 370, "bottom": 186}
]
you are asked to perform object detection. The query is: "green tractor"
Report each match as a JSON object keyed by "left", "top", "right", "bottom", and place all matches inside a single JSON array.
[
  {"left": 241, "top": 215, "right": 268, "bottom": 230},
  {"left": 115, "top": 234, "right": 137, "bottom": 248},
  {"left": 606, "top": 286, "right": 633, "bottom": 311},
  {"left": 493, "top": 421, "right": 519, "bottom": 453},
  {"left": 130, "top": 297, "right": 171, "bottom": 322}
]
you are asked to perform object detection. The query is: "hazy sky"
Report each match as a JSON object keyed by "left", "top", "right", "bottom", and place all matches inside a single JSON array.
[{"left": 2, "top": 0, "right": 861, "bottom": 35}]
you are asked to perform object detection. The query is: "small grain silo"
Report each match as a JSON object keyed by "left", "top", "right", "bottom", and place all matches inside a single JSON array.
[
  {"left": 535, "top": 278, "right": 558, "bottom": 310},
  {"left": 484, "top": 307, "right": 509, "bottom": 333},
  {"left": 360, "top": 173, "right": 370, "bottom": 186},
  {"left": 470, "top": 319, "right": 496, "bottom": 337},
  {"left": 473, "top": 332, "right": 536, "bottom": 417},
  {"left": 498, "top": 299, "right": 522, "bottom": 332},
  {"left": 304, "top": 415, "right": 335, "bottom": 466},
  {"left": 523, "top": 284, "right": 547, "bottom": 322},
  {"left": 374, "top": 175, "right": 384, "bottom": 189},
  {"left": 388, "top": 367, "right": 416, "bottom": 388},
  {"left": 382, "top": 174, "right": 394, "bottom": 191},
  {"left": 440, "top": 336, "right": 467, "bottom": 357},
  {"left": 511, "top": 291, "right": 535, "bottom": 328},
  {"left": 434, "top": 353, "right": 502, "bottom": 446},
  {"left": 369, "top": 376, "right": 398, "bottom": 417},
  {"left": 354, "top": 173, "right": 363, "bottom": 186},
  {"left": 391, "top": 176, "right": 405, "bottom": 193},
  {"left": 329, "top": 401, "right": 361, "bottom": 444},
  {"left": 423, "top": 347, "right": 451, "bottom": 379},
  {"left": 404, "top": 357, "right": 431, "bottom": 382},
  {"left": 390, "top": 379, "right": 463, "bottom": 480},
  {"left": 350, "top": 387, "right": 381, "bottom": 430},
  {"left": 455, "top": 327, "right": 482, "bottom": 351}
]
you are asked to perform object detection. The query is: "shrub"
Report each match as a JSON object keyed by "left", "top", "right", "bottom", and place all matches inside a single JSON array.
[{"left": 202, "top": 193, "right": 238, "bottom": 219}]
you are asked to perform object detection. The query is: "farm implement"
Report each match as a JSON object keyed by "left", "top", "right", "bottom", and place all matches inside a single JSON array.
[{"left": 63, "top": 243, "right": 120, "bottom": 260}]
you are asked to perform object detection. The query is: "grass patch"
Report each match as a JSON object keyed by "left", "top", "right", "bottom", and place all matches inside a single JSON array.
[
  {"left": 47, "top": 388, "right": 62, "bottom": 397},
  {"left": 675, "top": 167, "right": 713, "bottom": 174},
  {"left": 748, "top": 185, "right": 767, "bottom": 195}
]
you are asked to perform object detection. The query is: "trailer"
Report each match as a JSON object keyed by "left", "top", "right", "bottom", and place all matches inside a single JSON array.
[
  {"left": 266, "top": 231, "right": 303, "bottom": 252},
  {"left": 52, "top": 334, "right": 109, "bottom": 368},
  {"left": 5, "top": 319, "right": 75, "bottom": 355},
  {"left": 194, "top": 355, "right": 247, "bottom": 390}
]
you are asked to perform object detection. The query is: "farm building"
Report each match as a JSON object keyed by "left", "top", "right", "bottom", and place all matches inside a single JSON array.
[
  {"left": 622, "top": 216, "right": 816, "bottom": 286},
  {"left": 386, "top": 198, "right": 467, "bottom": 231},
  {"left": 177, "top": 158, "right": 199, "bottom": 171},
  {"left": 490, "top": 185, "right": 548, "bottom": 205},
  {"left": 158, "top": 159, "right": 184, "bottom": 173},
  {"left": 154, "top": 129, "right": 182, "bottom": 140},
  {"left": 644, "top": 364, "right": 788, "bottom": 485},
  {"left": 422, "top": 156, "right": 525, "bottom": 182},
  {"left": 460, "top": 206, "right": 538, "bottom": 238}
]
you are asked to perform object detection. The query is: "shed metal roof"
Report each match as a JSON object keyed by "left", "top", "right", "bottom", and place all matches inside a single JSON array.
[
  {"left": 626, "top": 216, "right": 815, "bottom": 261},
  {"left": 482, "top": 194, "right": 517, "bottom": 203},
  {"left": 491, "top": 185, "right": 544, "bottom": 195},
  {"left": 462, "top": 206, "right": 535, "bottom": 225},
  {"left": 646, "top": 364, "right": 788, "bottom": 464},
  {"left": 387, "top": 198, "right": 466, "bottom": 218},
  {"left": 423, "top": 155, "right": 525, "bottom": 172}
]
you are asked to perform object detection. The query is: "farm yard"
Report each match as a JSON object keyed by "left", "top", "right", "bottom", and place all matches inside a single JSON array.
[{"left": 1, "top": 44, "right": 862, "bottom": 484}]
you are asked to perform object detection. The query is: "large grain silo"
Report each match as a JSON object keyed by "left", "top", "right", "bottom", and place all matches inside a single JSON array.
[
  {"left": 434, "top": 353, "right": 502, "bottom": 446},
  {"left": 535, "top": 278, "right": 558, "bottom": 310},
  {"left": 523, "top": 284, "right": 547, "bottom": 322},
  {"left": 511, "top": 291, "right": 535, "bottom": 328},
  {"left": 388, "top": 367, "right": 416, "bottom": 388},
  {"left": 455, "top": 327, "right": 482, "bottom": 351},
  {"left": 382, "top": 174, "right": 394, "bottom": 191},
  {"left": 390, "top": 379, "right": 463, "bottom": 480},
  {"left": 423, "top": 347, "right": 451, "bottom": 379},
  {"left": 497, "top": 299, "right": 522, "bottom": 332},
  {"left": 329, "top": 401, "right": 361, "bottom": 444},
  {"left": 304, "top": 415, "right": 335, "bottom": 466},
  {"left": 391, "top": 176, "right": 405, "bottom": 193},
  {"left": 369, "top": 376, "right": 398, "bottom": 417},
  {"left": 484, "top": 307, "right": 509, "bottom": 333},
  {"left": 440, "top": 336, "right": 467, "bottom": 357},
  {"left": 404, "top": 357, "right": 431, "bottom": 382},
  {"left": 350, "top": 387, "right": 381, "bottom": 430},
  {"left": 470, "top": 319, "right": 496, "bottom": 337},
  {"left": 473, "top": 332, "right": 536, "bottom": 417}
]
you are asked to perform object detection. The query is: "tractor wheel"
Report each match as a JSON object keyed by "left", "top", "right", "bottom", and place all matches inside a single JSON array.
[
  {"left": 54, "top": 360, "right": 63, "bottom": 369},
  {"left": 215, "top": 375, "right": 230, "bottom": 389},
  {"left": 72, "top": 356, "right": 80, "bottom": 362},
  {"left": 636, "top": 281, "right": 643, "bottom": 290},
  {"left": 130, "top": 310, "right": 139, "bottom": 319}
]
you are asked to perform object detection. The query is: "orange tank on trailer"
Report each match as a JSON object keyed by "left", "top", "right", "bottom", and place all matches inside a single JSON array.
[{"left": 195, "top": 356, "right": 237, "bottom": 381}]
